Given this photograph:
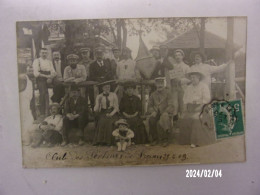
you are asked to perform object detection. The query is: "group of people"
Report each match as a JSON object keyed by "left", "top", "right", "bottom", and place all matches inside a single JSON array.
[{"left": 22, "top": 44, "right": 231, "bottom": 151}]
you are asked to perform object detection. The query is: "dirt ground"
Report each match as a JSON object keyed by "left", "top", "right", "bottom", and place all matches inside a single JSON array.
[{"left": 22, "top": 135, "right": 246, "bottom": 168}]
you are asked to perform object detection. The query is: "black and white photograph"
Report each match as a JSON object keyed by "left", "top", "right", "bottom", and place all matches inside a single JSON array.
[{"left": 16, "top": 17, "right": 246, "bottom": 168}]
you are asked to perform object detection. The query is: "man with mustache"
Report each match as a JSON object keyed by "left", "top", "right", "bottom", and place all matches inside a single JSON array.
[{"left": 147, "top": 77, "right": 174, "bottom": 147}]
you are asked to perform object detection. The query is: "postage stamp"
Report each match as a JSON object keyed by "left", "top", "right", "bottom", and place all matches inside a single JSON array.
[{"left": 212, "top": 99, "right": 244, "bottom": 139}]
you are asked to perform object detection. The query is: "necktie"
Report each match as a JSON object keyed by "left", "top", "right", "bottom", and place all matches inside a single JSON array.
[{"left": 103, "top": 93, "right": 110, "bottom": 109}]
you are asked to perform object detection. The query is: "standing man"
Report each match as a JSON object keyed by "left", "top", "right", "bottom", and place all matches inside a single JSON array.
[
  {"left": 78, "top": 47, "right": 93, "bottom": 79},
  {"left": 169, "top": 49, "right": 190, "bottom": 118},
  {"left": 62, "top": 85, "right": 88, "bottom": 146},
  {"left": 51, "top": 51, "right": 66, "bottom": 103},
  {"left": 116, "top": 47, "right": 139, "bottom": 80},
  {"left": 89, "top": 47, "right": 113, "bottom": 82},
  {"left": 32, "top": 48, "right": 56, "bottom": 117},
  {"left": 147, "top": 77, "right": 174, "bottom": 147},
  {"left": 89, "top": 47, "right": 113, "bottom": 109},
  {"left": 110, "top": 47, "right": 121, "bottom": 79},
  {"left": 159, "top": 45, "right": 175, "bottom": 88},
  {"left": 149, "top": 45, "right": 165, "bottom": 79}
]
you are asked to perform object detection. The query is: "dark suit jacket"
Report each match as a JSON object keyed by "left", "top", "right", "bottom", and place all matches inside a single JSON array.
[
  {"left": 89, "top": 59, "right": 113, "bottom": 82},
  {"left": 64, "top": 96, "right": 88, "bottom": 116},
  {"left": 52, "top": 59, "right": 66, "bottom": 77}
]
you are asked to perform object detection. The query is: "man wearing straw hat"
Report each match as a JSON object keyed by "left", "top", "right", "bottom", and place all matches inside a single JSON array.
[{"left": 169, "top": 49, "right": 191, "bottom": 118}]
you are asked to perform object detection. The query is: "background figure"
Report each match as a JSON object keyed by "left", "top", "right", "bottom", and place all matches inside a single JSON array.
[
  {"left": 93, "top": 81, "right": 119, "bottom": 146},
  {"left": 190, "top": 51, "right": 230, "bottom": 90},
  {"left": 112, "top": 119, "right": 134, "bottom": 152},
  {"left": 179, "top": 71, "right": 215, "bottom": 148},
  {"left": 116, "top": 47, "right": 138, "bottom": 80},
  {"left": 62, "top": 85, "right": 88, "bottom": 146},
  {"left": 32, "top": 48, "right": 57, "bottom": 117},
  {"left": 110, "top": 47, "right": 121, "bottom": 79},
  {"left": 51, "top": 51, "right": 66, "bottom": 103},
  {"left": 169, "top": 49, "right": 191, "bottom": 118},
  {"left": 119, "top": 82, "right": 147, "bottom": 144},
  {"left": 159, "top": 45, "right": 175, "bottom": 88},
  {"left": 78, "top": 47, "right": 93, "bottom": 79},
  {"left": 147, "top": 77, "right": 174, "bottom": 147}
]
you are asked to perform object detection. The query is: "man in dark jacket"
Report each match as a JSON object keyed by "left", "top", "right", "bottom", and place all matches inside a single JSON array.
[
  {"left": 61, "top": 85, "right": 88, "bottom": 146},
  {"left": 88, "top": 47, "right": 113, "bottom": 110},
  {"left": 89, "top": 47, "right": 113, "bottom": 82}
]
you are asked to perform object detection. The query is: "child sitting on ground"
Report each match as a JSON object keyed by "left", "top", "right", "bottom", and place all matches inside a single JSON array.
[
  {"left": 30, "top": 103, "right": 63, "bottom": 147},
  {"left": 112, "top": 119, "right": 134, "bottom": 152}
]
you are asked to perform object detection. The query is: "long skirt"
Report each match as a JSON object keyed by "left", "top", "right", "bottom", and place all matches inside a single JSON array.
[
  {"left": 179, "top": 113, "right": 216, "bottom": 146},
  {"left": 94, "top": 111, "right": 118, "bottom": 145},
  {"left": 126, "top": 116, "right": 148, "bottom": 144}
]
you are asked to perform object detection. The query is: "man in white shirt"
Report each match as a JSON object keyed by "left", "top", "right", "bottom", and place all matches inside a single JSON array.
[
  {"left": 169, "top": 49, "right": 191, "bottom": 117},
  {"left": 30, "top": 103, "right": 63, "bottom": 147},
  {"left": 116, "top": 47, "right": 139, "bottom": 80},
  {"left": 32, "top": 48, "right": 56, "bottom": 116}
]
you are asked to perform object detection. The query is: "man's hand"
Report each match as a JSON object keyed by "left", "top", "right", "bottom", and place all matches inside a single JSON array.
[
  {"left": 106, "top": 113, "right": 113, "bottom": 117},
  {"left": 151, "top": 112, "right": 157, "bottom": 117}
]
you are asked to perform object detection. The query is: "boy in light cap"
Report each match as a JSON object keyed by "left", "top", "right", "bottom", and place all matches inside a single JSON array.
[{"left": 112, "top": 119, "right": 134, "bottom": 152}]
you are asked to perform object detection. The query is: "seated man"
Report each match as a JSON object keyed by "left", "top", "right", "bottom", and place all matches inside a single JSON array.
[
  {"left": 30, "top": 103, "right": 63, "bottom": 148},
  {"left": 147, "top": 77, "right": 174, "bottom": 147},
  {"left": 61, "top": 85, "right": 88, "bottom": 146}
]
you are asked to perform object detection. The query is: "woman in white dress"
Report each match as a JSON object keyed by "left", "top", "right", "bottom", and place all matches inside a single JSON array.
[{"left": 179, "top": 71, "right": 216, "bottom": 147}]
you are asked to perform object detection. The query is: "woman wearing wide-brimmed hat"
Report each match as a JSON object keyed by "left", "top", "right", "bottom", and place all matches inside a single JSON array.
[
  {"left": 179, "top": 71, "right": 215, "bottom": 148},
  {"left": 93, "top": 80, "right": 119, "bottom": 145}
]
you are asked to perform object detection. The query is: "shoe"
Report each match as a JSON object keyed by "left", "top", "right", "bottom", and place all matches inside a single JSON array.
[
  {"left": 47, "top": 143, "right": 54, "bottom": 147},
  {"left": 190, "top": 144, "right": 196, "bottom": 148},
  {"left": 78, "top": 139, "right": 85, "bottom": 146},
  {"left": 162, "top": 142, "right": 169, "bottom": 147},
  {"left": 151, "top": 141, "right": 158, "bottom": 146},
  {"left": 61, "top": 141, "right": 68, "bottom": 147}
]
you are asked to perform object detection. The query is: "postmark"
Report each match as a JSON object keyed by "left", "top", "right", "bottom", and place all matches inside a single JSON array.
[{"left": 211, "top": 99, "right": 244, "bottom": 139}]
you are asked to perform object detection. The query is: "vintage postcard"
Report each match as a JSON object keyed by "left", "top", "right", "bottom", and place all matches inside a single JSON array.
[{"left": 16, "top": 17, "right": 246, "bottom": 168}]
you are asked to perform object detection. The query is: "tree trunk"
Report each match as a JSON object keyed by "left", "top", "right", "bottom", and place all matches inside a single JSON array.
[
  {"left": 122, "top": 19, "right": 127, "bottom": 49},
  {"left": 199, "top": 17, "right": 206, "bottom": 54},
  {"left": 116, "top": 19, "right": 122, "bottom": 50}
]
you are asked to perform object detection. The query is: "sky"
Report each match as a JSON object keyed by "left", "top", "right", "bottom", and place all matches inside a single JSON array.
[{"left": 126, "top": 17, "right": 247, "bottom": 59}]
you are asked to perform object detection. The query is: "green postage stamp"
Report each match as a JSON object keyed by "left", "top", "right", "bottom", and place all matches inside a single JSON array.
[{"left": 212, "top": 99, "right": 245, "bottom": 139}]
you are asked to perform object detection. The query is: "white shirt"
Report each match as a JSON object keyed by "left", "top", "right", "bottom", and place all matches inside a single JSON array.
[
  {"left": 40, "top": 114, "right": 63, "bottom": 132},
  {"left": 169, "top": 61, "right": 190, "bottom": 80},
  {"left": 117, "top": 59, "right": 137, "bottom": 80},
  {"left": 190, "top": 63, "right": 227, "bottom": 87},
  {"left": 112, "top": 128, "right": 134, "bottom": 139},
  {"left": 94, "top": 92, "right": 119, "bottom": 112},
  {"left": 183, "top": 82, "right": 211, "bottom": 105},
  {"left": 32, "top": 58, "right": 56, "bottom": 77}
]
